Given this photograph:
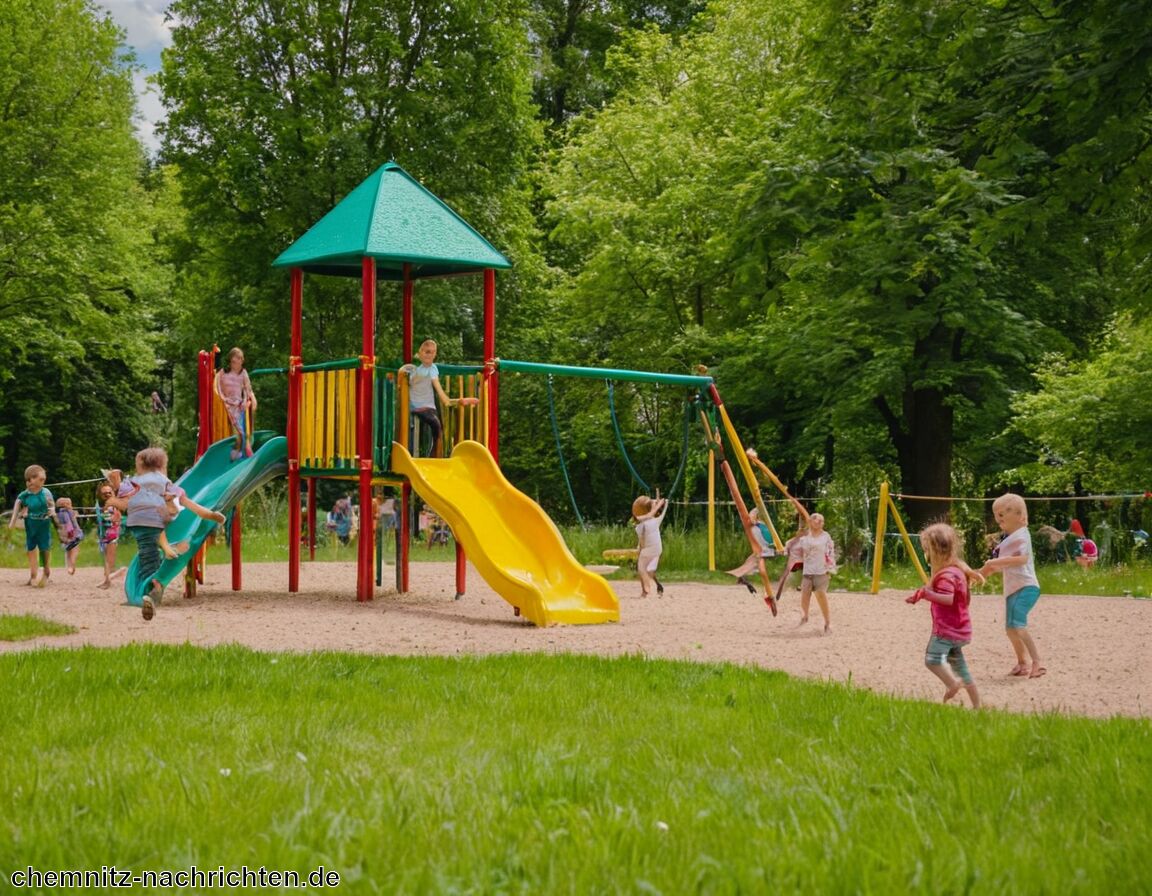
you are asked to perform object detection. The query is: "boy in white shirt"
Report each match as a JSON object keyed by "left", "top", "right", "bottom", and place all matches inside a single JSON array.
[{"left": 980, "top": 493, "right": 1045, "bottom": 678}]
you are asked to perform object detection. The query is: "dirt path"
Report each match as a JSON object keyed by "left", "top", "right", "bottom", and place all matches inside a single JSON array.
[{"left": 2, "top": 561, "right": 1149, "bottom": 719}]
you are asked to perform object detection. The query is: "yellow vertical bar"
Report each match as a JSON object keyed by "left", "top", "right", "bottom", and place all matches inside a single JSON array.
[
  {"left": 870, "top": 482, "right": 889, "bottom": 593},
  {"left": 888, "top": 493, "right": 929, "bottom": 584},
  {"left": 716, "top": 404, "right": 783, "bottom": 550}
]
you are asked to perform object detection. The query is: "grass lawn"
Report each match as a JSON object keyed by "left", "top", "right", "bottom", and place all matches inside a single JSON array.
[
  {"left": 1, "top": 646, "right": 1149, "bottom": 893},
  {"left": 0, "top": 613, "right": 77, "bottom": 641}
]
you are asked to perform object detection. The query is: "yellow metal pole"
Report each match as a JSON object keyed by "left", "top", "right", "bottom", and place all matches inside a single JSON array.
[
  {"left": 699, "top": 411, "right": 718, "bottom": 572},
  {"left": 888, "top": 493, "right": 929, "bottom": 584},
  {"left": 870, "top": 482, "right": 890, "bottom": 594},
  {"left": 715, "top": 404, "right": 783, "bottom": 550}
]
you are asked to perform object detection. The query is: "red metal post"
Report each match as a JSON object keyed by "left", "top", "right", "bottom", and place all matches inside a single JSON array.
[
  {"left": 400, "top": 481, "right": 411, "bottom": 592},
  {"left": 231, "top": 504, "right": 242, "bottom": 591},
  {"left": 357, "top": 256, "right": 376, "bottom": 602},
  {"left": 483, "top": 268, "right": 498, "bottom": 462},
  {"left": 402, "top": 263, "right": 414, "bottom": 363},
  {"left": 287, "top": 268, "right": 303, "bottom": 592}
]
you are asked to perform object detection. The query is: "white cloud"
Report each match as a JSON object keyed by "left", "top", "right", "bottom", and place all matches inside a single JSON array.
[
  {"left": 97, "top": 0, "right": 173, "bottom": 54},
  {"left": 96, "top": 1, "right": 174, "bottom": 155}
]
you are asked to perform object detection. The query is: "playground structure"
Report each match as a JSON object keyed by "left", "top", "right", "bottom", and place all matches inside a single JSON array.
[{"left": 126, "top": 162, "right": 803, "bottom": 624}]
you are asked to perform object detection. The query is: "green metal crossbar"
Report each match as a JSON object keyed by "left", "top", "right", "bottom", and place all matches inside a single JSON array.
[{"left": 498, "top": 358, "right": 713, "bottom": 388}]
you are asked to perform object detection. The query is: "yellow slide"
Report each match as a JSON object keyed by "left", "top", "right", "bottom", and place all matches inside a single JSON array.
[{"left": 392, "top": 441, "right": 620, "bottom": 627}]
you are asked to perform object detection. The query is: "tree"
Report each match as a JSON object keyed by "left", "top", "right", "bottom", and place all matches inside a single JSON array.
[
  {"left": 0, "top": 0, "right": 165, "bottom": 496},
  {"left": 157, "top": 0, "right": 546, "bottom": 459}
]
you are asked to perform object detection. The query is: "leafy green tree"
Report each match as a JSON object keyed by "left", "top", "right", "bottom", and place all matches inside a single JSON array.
[
  {"left": 0, "top": 0, "right": 165, "bottom": 497},
  {"left": 157, "top": 0, "right": 546, "bottom": 460}
]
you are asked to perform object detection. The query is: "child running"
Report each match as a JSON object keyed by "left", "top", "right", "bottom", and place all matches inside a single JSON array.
[
  {"left": 8, "top": 464, "right": 56, "bottom": 586},
  {"left": 632, "top": 495, "right": 668, "bottom": 598},
  {"left": 980, "top": 493, "right": 1045, "bottom": 678},
  {"left": 906, "top": 523, "right": 983, "bottom": 708},
  {"left": 108, "top": 448, "right": 227, "bottom": 620},
  {"left": 54, "top": 497, "right": 84, "bottom": 575}
]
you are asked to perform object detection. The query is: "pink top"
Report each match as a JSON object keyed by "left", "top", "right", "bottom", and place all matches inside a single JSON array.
[
  {"left": 217, "top": 369, "right": 252, "bottom": 408},
  {"left": 926, "top": 566, "right": 972, "bottom": 642}
]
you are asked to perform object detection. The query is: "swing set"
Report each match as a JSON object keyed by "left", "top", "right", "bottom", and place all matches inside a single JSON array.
[{"left": 509, "top": 359, "right": 807, "bottom": 613}]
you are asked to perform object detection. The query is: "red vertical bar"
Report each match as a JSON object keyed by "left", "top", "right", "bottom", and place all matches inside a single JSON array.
[
  {"left": 455, "top": 541, "right": 466, "bottom": 599},
  {"left": 400, "top": 481, "right": 410, "bottom": 592},
  {"left": 483, "top": 268, "right": 498, "bottom": 462},
  {"left": 357, "top": 257, "right": 376, "bottom": 602},
  {"left": 402, "top": 262, "right": 413, "bottom": 363},
  {"left": 287, "top": 268, "right": 303, "bottom": 593},
  {"left": 231, "top": 504, "right": 242, "bottom": 590}
]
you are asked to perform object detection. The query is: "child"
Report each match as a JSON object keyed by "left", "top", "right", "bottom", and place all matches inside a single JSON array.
[
  {"left": 906, "top": 523, "right": 983, "bottom": 708},
  {"left": 775, "top": 521, "right": 808, "bottom": 604},
  {"left": 632, "top": 495, "right": 668, "bottom": 598},
  {"left": 8, "top": 464, "right": 56, "bottom": 586},
  {"left": 214, "top": 347, "right": 258, "bottom": 460},
  {"left": 728, "top": 508, "right": 774, "bottom": 593},
  {"left": 797, "top": 512, "right": 835, "bottom": 633},
  {"left": 54, "top": 497, "right": 84, "bottom": 575},
  {"left": 979, "top": 493, "right": 1045, "bottom": 678},
  {"left": 95, "top": 482, "right": 126, "bottom": 589},
  {"left": 111, "top": 448, "right": 227, "bottom": 620},
  {"left": 401, "top": 339, "right": 471, "bottom": 458}
]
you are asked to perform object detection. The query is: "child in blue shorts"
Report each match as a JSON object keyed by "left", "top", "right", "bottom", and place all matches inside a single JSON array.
[
  {"left": 980, "top": 493, "right": 1045, "bottom": 679},
  {"left": 8, "top": 464, "right": 57, "bottom": 587}
]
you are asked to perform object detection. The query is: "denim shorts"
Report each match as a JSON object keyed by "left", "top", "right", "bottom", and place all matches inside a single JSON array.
[
  {"left": 925, "top": 635, "right": 973, "bottom": 684},
  {"left": 1005, "top": 585, "right": 1041, "bottom": 629}
]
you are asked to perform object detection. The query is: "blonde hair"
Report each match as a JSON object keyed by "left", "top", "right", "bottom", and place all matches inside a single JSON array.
[
  {"left": 992, "top": 492, "right": 1028, "bottom": 523},
  {"left": 23, "top": 464, "right": 45, "bottom": 483},
  {"left": 920, "top": 522, "right": 983, "bottom": 587},
  {"left": 419, "top": 339, "right": 438, "bottom": 350},
  {"left": 56, "top": 496, "right": 73, "bottom": 510},
  {"left": 632, "top": 496, "right": 653, "bottom": 520},
  {"left": 136, "top": 447, "right": 168, "bottom": 473}
]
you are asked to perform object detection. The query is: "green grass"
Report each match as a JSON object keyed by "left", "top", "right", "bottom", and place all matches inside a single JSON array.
[
  {"left": 0, "top": 646, "right": 1148, "bottom": 892},
  {"left": 5, "top": 523, "right": 1151, "bottom": 596},
  {"left": 0, "top": 613, "right": 77, "bottom": 641}
]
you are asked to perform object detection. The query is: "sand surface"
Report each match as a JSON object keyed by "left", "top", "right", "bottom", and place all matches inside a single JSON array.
[{"left": 2, "top": 561, "right": 1149, "bottom": 719}]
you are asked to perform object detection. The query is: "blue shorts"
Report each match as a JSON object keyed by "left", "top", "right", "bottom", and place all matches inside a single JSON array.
[
  {"left": 1005, "top": 585, "right": 1041, "bottom": 629},
  {"left": 24, "top": 519, "right": 52, "bottom": 553}
]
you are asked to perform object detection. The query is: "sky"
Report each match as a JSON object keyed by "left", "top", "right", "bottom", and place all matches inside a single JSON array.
[{"left": 96, "top": 0, "right": 174, "bottom": 153}]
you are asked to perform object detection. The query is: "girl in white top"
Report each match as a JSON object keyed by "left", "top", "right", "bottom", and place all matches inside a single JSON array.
[
  {"left": 632, "top": 495, "right": 668, "bottom": 598},
  {"left": 797, "top": 512, "right": 835, "bottom": 633}
]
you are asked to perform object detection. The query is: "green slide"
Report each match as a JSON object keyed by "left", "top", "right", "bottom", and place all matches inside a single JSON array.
[{"left": 123, "top": 432, "right": 288, "bottom": 606}]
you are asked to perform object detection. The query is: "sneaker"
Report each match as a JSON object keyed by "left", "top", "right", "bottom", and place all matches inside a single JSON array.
[
  {"left": 141, "top": 596, "right": 154, "bottom": 621},
  {"left": 655, "top": 579, "right": 664, "bottom": 596},
  {"left": 737, "top": 575, "right": 755, "bottom": 594}
]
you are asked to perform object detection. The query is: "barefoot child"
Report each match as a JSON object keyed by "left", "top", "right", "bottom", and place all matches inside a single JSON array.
[
  {"left": 906, "top": 523, "right": 983, "bottom": 708},
  {"left": 8, "top": 464, "right": 56, "bottom": 586},
  {"left": 107, "top": 448, "right": 227, "bottom": 620},
  {"left": 95, "top": 482, "right": 126, "bottom": 589},
  {"left": 214, "top": 347, "right": 258, "bottom": 460},
  {"left": 54, "top": 497, "right": 84, "bottom": 575},
  {"left": 797, "top": 512, "right": 835, "bottom": 633},
  {"left": 632, "top": 495, "right": 668, "bottom": 597},
  {"left": 727, "top": 508, "right": 774, "bottom": 593},
  {"left": 980, "top": 493, "right": 1045, "bottom": 678}
]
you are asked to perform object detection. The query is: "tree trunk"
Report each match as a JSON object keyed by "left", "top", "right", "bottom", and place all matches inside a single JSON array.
[{"left": 897, "top": 386, "right": 953, "bottom": 529}]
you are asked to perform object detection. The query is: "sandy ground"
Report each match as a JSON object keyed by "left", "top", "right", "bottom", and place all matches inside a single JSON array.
[{"left": 2, "top": 561, "right": 1150, "bottom": 719}]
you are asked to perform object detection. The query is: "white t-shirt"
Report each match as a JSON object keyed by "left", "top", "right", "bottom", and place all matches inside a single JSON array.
[
  {"left": 635, "top": 517, "right": 663, "bottom": 555},
  {"left": 409, "top": 362, "right": 439, "bottom": 410},
  {"left": 999, "top": 527, "right": 1039, "bottom": 594},
  {"left": 798, "top": 531, "right": 835, "bottom": 576}
]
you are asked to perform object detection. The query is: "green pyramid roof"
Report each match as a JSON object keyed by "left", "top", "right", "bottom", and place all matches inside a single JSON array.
[{"left": 272, "top": 162, "right": 511, "bottom": 279}]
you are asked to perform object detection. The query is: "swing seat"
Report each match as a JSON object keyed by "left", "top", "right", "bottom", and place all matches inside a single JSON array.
[{"left": 602, "top": 548, "right": 639, "bottom": 566}]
